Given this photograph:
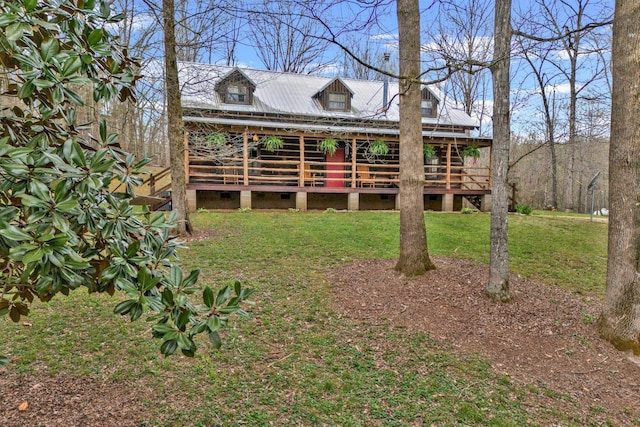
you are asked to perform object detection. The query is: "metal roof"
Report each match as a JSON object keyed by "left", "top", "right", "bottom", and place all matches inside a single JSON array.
[{"left": 179, "top": 62, "right": 479, "bottom": 130}]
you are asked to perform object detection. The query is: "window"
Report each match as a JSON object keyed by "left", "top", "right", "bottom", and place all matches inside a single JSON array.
[
  {"left": 421, "top": 100, "right": 434, "bottom": 117},
  {"left": 226, "top": 85, "right": 248, "bottom": 104},
  {"left": 328, "top": 93, "right": 347, "bottom": 110}
]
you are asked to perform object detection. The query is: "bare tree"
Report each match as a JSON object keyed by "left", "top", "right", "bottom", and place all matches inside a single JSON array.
[
  {"left": 598, "top": 0, "right": 640, "bottom": 356},
  {"left": 515, "top": 0, "right": 612, "bottom": 211},
  {"left": 339, "top": 34, "right": 395, "bottom": 80},
  {"left": 246, "top": 0, "right": 335, "bottom": 74},
  {"left": 517, "top": 39, "right": 565, "bottom": 209},
  {"left": 394, "top": 0, "right": 436, "bottom": 276},
  {"left": 423, "top": 0, "right": 493, "bottom": 135},
  {"left": 486, "top": 0, "right": 512, "bottom": 302}
]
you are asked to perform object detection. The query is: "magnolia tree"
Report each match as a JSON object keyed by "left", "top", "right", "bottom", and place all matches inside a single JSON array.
[{"left": 0, "top": 0, "right": 253, "bottom": 363}]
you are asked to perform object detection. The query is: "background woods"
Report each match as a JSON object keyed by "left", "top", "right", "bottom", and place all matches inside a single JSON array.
[{"left": 82, "top": 0, "right": 613, "bottom": 213}]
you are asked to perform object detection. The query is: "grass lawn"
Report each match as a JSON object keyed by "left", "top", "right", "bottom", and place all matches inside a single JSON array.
[{"left": 1, "top": 211, "right": 609, "bottom": 426}]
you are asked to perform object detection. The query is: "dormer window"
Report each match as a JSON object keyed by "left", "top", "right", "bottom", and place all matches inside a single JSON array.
[
  {"left": 421, "top": 87, "right": 439, "bottom": 118},
  {"left": 315, "top": 77, "right": 353, "bottom": 112},
  {"left": 215, "top": 68, "right": 256, "bottom": 106},
  {"left": 328, "top": 93, "right": 347, "bottom": 110},
  {"left": 421, "top": 100, "right": 434, "bottom": 117},
  {"left": 227, "top": 85, "right": 248, "bottom": 104}
]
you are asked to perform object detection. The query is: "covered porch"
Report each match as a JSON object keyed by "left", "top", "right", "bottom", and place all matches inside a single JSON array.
[{"left": 184, "top": 127, "right": 492, "bottom": 211}]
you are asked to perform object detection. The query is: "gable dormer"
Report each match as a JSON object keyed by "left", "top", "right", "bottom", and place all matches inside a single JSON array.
[
  {"left": 215, "top": 68, "right": 256, "bottom": 105},
  {"left": 314, "top": 78, "right": 353, "bottom": 112},
  {"left": 421, "top": 87, "right": 440, "bottom": 118}
]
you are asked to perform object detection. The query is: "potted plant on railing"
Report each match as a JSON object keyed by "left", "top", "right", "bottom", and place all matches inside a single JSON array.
[
  {"left": 369, "top": 139, "right": 389, "bottom": 156},
  {"left": 263, "top": 136, "right": 284, "bottom": 152},
  {"left": 318, "top": 137, "right": 338, "bottom": 155},
  {"left": 461, "top": 144, "right": 481, "bottom": 164}
]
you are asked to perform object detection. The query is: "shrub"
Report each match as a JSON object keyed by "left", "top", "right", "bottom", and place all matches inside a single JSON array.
[{"left": 515, "top": 204, "right": 533, "bottom": 215}]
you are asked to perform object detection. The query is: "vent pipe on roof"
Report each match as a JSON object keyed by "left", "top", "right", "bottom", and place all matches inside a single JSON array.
[{"left": 382, "top": 52, "right": 390, "bottom": 112}]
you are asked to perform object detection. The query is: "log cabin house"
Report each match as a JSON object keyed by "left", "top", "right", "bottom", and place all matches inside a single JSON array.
[{"left": 179, "top": 63, "right": 492, "bottom": 211}]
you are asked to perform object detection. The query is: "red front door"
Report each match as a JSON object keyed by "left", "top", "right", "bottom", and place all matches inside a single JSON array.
[{"left": 325, "top": 148, "right": 345, "bottom": 188}]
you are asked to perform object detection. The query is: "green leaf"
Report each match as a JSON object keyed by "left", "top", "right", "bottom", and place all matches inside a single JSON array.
[
  {"left": 216, "top": 285, "right": 231, "bottom": 306},
  {"left": 22, "top": 248, "right": 44, "bottom": 264},
  {"left": 152, "top": 323, "right": 174, "bottom": 336},
  {"left": 207, "top": 316, "right": 221, "bottom": 332},
  {"left": 41, "top": 37, "right": 60, "bottom": 61},
  {"left": 6, "top": 22, "right": 26, "bottom": 41},
  {"left": 129, "top": 302, "right": 143, "bottom": 321},
  {"left": 161, "top": 288, "right": 174, "bottom": 307},
  {"left": 169, "top": 265, "right": 182, "bottom": 287},
  {"left": 183, "top": 269, "right": 200, "bottom": 287},
  {"left": 17, "top": 81, "right": 35, "bottom": 99},
  {"left": 208, "top": 330, "right": 222, "bottom": 349},
  {"left": 87, "top": 29, "right": 103, "bottom": 47},
  {"left": 0, "top": 355, "right": 9, "bottom": 366},
  {"left": 138, "top": 267, "right": 160, "bottom": 292},
  {"left": 28, "top": 179, "right": 50, "bottom": 200},
  {"left": 203, "top": 285, "right": 214, "bottom": 308},
  {"left": 0, "top": 225, "right": 32, "bottom": 241},
  {"left": 113, "top": 299, "right": 135, "bottom": 315},
  {"left": 160, "top": 338, "right": 178, "bottom": 356},
  {"left": 23, "top": 0, "right": 38, "bottom": 11},
  {"left": 61, "top": 56, "right": 82, "bottom": 77},
  {"left": 176, "top": 333, "right": 193, "bottom": 350}
]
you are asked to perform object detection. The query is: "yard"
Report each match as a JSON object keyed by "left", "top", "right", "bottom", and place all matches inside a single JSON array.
[{"left": 1, "top": 211, "right": 637, "bottom": 426}]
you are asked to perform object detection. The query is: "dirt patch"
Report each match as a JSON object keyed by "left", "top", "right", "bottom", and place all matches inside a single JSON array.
[
  {"left": 330, "top": 257, "right": 640, "bottom": 424},
  {"left": 0, "top": 374, "right": 151, "bottom": 427}
]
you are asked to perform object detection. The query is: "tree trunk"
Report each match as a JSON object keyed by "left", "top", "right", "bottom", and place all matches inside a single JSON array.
[
  {"left": 162, "top": 0, "right": 191, "bottom": 236},
  {"left": 486, "top": 0, "right": 511, "bottom": 302},
  {"left": 598, "top": 0, "right": 640, "bottom": 355},
  {"left": 394, "top": 0, "right": 435, "bottom": 276}
]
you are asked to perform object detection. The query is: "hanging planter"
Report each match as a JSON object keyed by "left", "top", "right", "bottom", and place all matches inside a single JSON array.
[
  {"left": 206, "top": 131, "right": 226, "bottom": 147},
  {"left": 461, "top": 144, "right": 481, "bottom": 162},
  {"left": 423, "top": 143, "right": 436, "bottom": 159},
  {"left": 369, "top": 139, "right": 389, "bottom": 156},
  {"left": 318, "top": 137, "right": 338, "bottom": 155},
  {"left": 263, "top": 136, "right": 284, "bottom": 152}
]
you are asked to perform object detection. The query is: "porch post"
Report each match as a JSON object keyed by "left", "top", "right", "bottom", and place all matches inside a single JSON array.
[
  {"left": 243, "top": 132, "right": 249, "bottom": 185},
  {"left": 187, "top": 189, "right": 197, "bottom": 211},
  {"left": 488, "top": 144, "right": 493, "bottom": 189},
  {"left": 348, "top": 193, "right": 359, "bottom": 211},
  {"left": 299, "top": 135, "right": 305, "bottom": 187},
  {"left": 442, "top": 193, "right": 454, "bottom": 212},
  {"left": 184, "top": 131, "right": 189, "bottom": 183},
  {"left": 445, "top": 141, "right": 452, "bottom": 190},
  {"left": 240, "top": 191, "right": 252, "bottom": 209},
  {"left": 481, "top": 194, "right": 492, "bottom": 212},
  {"left": 351, "top": 138, "right": 357, "bottom": 188},
  {"left": 296, "top": 192, "right": 308, "bottom": 211}
]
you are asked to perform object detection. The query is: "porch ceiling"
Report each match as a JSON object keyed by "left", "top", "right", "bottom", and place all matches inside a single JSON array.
[{"left": 184, "top": 115, "right": 492, "bottom": 146}]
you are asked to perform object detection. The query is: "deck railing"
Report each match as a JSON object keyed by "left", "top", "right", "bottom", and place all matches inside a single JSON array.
[{"left": 188, "top": 156, "right": 490, "bottom": 191}]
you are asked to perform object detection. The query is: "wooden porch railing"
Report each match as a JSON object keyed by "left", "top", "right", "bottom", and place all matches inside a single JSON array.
[
  {"left": 132, "top": 166, "right": 172, "bottom": 209},
  {"left": 187, "top": 156, "right": 491, "bottom": 191}
]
